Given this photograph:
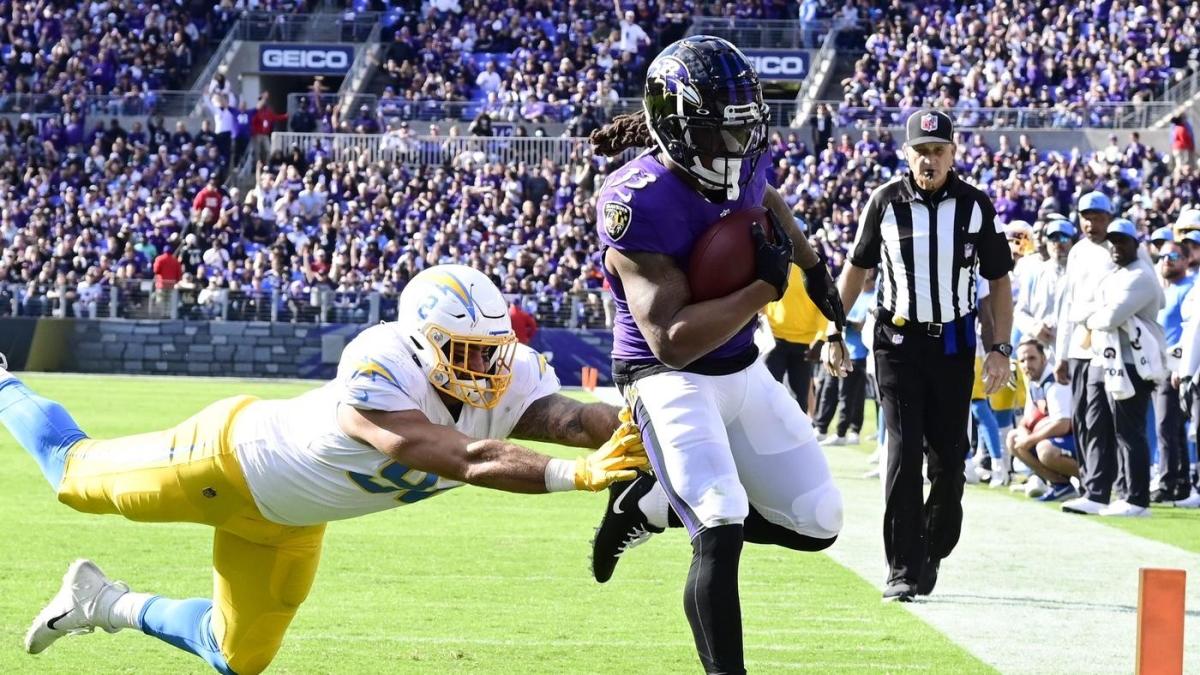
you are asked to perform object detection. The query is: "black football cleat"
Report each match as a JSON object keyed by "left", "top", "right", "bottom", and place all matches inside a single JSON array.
[
  {"left": 590, "top": 471, "right": 663, "bottom": 583},
  {"left": 916, "top": 557, "right": 940, "bottom": 596}
]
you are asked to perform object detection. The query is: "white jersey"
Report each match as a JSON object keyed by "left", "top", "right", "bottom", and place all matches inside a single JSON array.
[{"left": 231, "top": 323, "right": 560, "bottom": 526}]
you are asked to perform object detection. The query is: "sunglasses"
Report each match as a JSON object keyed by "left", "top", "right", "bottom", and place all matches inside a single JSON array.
[
  {"left": 1161, "top": 252, "right": 1184, "bottom": 262},
  {"left": 1047, "top": 233, "right": 1072, "bottom": 243}
]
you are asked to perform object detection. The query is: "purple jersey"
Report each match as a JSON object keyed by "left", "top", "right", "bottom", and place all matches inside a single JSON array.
[{"left": 596, "top": 151, "right": 769, "bottom": 363}]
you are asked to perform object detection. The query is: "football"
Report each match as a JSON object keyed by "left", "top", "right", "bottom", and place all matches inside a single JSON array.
[{"left": 687, "top": 206, "right": 778, "bottom": 302}]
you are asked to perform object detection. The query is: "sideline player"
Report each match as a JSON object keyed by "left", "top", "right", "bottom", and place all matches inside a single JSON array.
[
  {"left": 0, "top": 265, "right": 648, "bottom": 674},
  {"left": 585, "top": 36, "right": 846, "bottom": 675}
]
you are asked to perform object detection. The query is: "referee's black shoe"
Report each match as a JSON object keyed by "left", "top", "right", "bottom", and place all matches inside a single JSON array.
[
  {"left": 590, "top": 471, "right": 663, "bottom": 583},
  {"left": 882, "top": 581, "right": 916, "bottom": 603},
  {"left": 916, "top": 557, "right": 940, "bottom": 596}
]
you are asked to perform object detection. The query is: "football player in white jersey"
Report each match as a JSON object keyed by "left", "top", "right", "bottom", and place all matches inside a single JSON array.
[{"left": 0, "top": 265, "right": 647, "bottom": 674}]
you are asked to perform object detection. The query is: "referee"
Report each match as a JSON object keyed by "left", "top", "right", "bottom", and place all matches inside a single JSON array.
[{"left": 822, "top": 110, "right": 1014, "bottom": 602}]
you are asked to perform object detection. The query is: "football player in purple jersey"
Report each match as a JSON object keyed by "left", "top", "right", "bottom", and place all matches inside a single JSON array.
[{"left": 585, "top": 35, "right": 848, "bottom": 675}]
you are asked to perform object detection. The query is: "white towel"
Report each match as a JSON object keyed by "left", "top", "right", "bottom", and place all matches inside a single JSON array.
[
  {"left": 1094, "top": 328, "right": 1134, "bottom": 400},
  {"left": 1124, "top": 315, "right": 1166, "bottom": 384}
]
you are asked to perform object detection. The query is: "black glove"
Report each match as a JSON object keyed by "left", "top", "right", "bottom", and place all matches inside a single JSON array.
[
  {"left": 802, "top": 249, "right": 847, "bottom": 330},
  {"left": 751, "top": 220, "right": 792, "bottom": 300},
  {"left": 1180, "top": 377, "right": 1194, "bottom": 417}
]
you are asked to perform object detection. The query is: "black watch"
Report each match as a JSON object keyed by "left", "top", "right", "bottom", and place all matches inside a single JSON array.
[{"left": 990, "top": 342, "right": 1014, "bottom": 358}]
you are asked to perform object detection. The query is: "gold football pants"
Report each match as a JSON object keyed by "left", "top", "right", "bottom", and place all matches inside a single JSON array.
[{"left": 57, "top": 395, "right": 325, "bottom": 674}]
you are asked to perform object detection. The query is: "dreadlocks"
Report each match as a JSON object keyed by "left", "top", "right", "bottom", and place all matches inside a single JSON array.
[{"left": 589, "top": 112, "right": 654, "bottom": 157}]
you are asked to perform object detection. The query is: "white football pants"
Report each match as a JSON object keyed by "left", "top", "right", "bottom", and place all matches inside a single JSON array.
[{"left": 630, "top": 361, "right": 843, "bottom": 539}]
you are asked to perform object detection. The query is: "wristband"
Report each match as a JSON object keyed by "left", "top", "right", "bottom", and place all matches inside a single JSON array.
[
  {"left": 544, "top": 458, "right": 576, "bottom": 492},
  {"left": 826, "top": 333, "right": 843, "bottom": 343}
]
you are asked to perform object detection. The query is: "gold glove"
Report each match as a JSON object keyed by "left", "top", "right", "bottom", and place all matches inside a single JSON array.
[{"left": 573, "top": 407, "right": 649, "bottom": 491}]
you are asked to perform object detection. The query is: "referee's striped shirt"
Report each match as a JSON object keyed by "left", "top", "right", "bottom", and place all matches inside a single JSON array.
[{"left": 849, "top": 171, "right": 1013, "bottom": 323}]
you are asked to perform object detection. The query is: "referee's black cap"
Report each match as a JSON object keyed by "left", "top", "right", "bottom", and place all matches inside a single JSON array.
[{"left": 905, "top": 110, "right": 954, "bottom": 146}]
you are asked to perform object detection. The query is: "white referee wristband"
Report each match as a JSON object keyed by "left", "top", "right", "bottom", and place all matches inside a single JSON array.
[{"left": 544, "top": 458, "right": 577, "bottom": 492}]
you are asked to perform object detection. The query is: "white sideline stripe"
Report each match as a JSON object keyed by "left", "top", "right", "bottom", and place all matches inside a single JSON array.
[
  {"left": 288, "top": 634, "right": 906, "bottom": 652},
  {"left": 821, "top": 448, "right": 1200, "bottom": 674}
]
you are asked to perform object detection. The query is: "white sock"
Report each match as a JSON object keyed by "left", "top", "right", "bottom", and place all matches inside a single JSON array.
[
  {"left": 638, "top": 481, "right": 670, "bottom": 530},
  {"left": 106, "top": 589, "right": 155, "bottom": 630}
]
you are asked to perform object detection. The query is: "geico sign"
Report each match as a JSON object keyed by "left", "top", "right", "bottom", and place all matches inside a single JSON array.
[
  {"left": 262, "top": 48, "right": 349, "bottom": 71},
  {"left": 748, "top": 55, "right": 806, "bottom": 78}
]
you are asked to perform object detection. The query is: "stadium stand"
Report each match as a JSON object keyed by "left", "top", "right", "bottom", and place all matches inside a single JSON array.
[{"left": 838, "top": 0, "right": 1200, "bottom": 128}]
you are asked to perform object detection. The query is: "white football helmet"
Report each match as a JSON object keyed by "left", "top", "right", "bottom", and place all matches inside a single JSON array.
[{"left": 398, "top": 265, "right": 517, "bottom": 409}]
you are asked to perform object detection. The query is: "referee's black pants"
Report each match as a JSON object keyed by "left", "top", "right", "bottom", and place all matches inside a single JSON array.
[{"left": 874, "top": 321, "right": 974, "bottom": 585}]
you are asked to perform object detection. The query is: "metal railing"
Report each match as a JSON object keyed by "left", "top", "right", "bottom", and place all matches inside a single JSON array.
[
  {"left": 1146, "top": 70, "right": 1200, "bottom": 128},
  {"left": 271, "top": 132, "right": 612, "bottom": 167},
  {"left": 687, "top": 18, "right": 824, "bottom": 49},
  {"left": 339, "top": 19, "right": 383, "bottom": 97},
  {"left": 0, "top": 91, "right": 205, "bottom": 117},
  {"left": 191, "top": 15, "right": 245, "bottom": 95},
  {"left": 828, "top": 102, "right": 1182, "bottom": 130},
  {"left": 0, "top": 281, "right": 612, "bottom": 329},
  {"left": 791, "top": 24, "right": 842, "bottom": 126},
  {"left": 233, "top": 11, "right": 381, "bottom": 43}
]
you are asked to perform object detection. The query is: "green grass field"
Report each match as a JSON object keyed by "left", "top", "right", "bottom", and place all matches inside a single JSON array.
[{"left": 0, "top": 374, "right": 994, "bottom": 673}]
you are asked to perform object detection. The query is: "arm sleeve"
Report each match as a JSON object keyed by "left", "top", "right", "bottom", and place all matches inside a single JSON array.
[
  {"left": 975, "top": 196, "right": 1014, "bottom": 280},
  {"left": 1083, "top": 272, "right": 1157, "bottom": 331},
  {"left": 1180, "top": 307, "right": 1200, "bottom": 378},
  {"left": 848, "top": 191, "right": 884, "bottom": 268}
]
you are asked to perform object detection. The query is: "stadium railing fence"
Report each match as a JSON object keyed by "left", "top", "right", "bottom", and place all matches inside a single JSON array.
[
  {"left": 232, "top": 11, "right": 381, "bottom": 43},
  {"left": 0, "top": 282, "right": 612, "bottom": 330},
  {"left": 827, "top": 101, "right": 1181, "bottom": 130},
  {"left": 270, "top": 132, "right": 621, "bottom": 167}
]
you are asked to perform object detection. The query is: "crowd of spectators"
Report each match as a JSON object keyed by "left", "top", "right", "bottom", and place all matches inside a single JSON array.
[
  {"left": 0, "top": 0, "right": 235, "bottom": 114},
  {"left": 0, "top": 114, "right": 620, "bottom": 326},
  {"left": 5, "top": 107, "right": 1200, "bottom": 330},
  {"left": 0, "top": 0, "right": 325, "bottom": 117},
  {"left": 366, "top": 0, "right": 806, "bottom": 126},
  {"left": 774, "top": 123, "right": 1200, "bottom": 277},
  {"left": 841, "top": 0, "right": 1200, "bottom": 124}
]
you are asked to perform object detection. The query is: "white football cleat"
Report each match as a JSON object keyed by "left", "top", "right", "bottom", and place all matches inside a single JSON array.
[
  {"left": 1061, "top": 497, "right": 1107, "bottom": 515},
  {"left": 25, "top": 560, "right": 127, "bottom": 654},
  {"left": 1099, "top": 500, "right": 1151, "bottom": 518},
  {"left": 846, "top": 432, "right": 861, "bottom": 445},
  {"left": 820, "top": 435, "right": 847, "bottom": 447},
  {"left": 1173, "top": 490, "right": 1200, "bottom": 508}
]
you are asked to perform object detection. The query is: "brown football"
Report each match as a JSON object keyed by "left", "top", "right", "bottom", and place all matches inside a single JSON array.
[{"left": 687, "top": 206, "right": 777, "bottom": 302}]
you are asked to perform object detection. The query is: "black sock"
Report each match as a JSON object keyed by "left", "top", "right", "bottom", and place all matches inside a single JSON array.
[
  {"left": 743, "top": 506, "right": 837, "bottom": 551},
  {"left": 684, "top": 524, "right": 746, "bottom": 675}
]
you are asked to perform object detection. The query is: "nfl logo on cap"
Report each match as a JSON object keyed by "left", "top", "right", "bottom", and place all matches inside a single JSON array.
[{"left": 920, "top": 114, "right": 938, "bottom": 132}]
